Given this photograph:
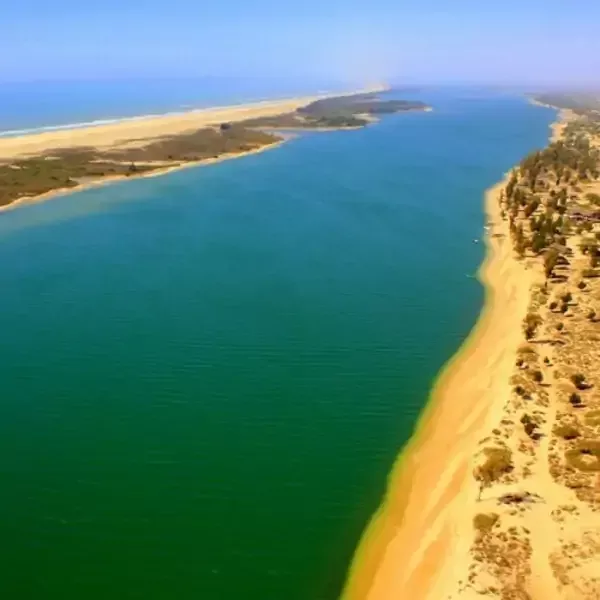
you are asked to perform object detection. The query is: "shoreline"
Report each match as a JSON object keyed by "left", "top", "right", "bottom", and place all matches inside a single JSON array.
[
  {"left": 0, "top": 87, "right": 385, "bottom": 161},
  {"left": 0, "top": 141, "right": 285, "bottom": 214},
  {"left": 0, "top": 87, "right": 389, "bottom": 139},
  {"left": 342, "top": 113, "right": 559, "bottom": 599},
  {"left": 0, "top": 86, "right": 394, "bottom": 213}
]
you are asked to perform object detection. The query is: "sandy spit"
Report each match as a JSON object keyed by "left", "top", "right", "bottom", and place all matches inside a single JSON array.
[
  {"left": 0, "top": 88, "right": 383, "bottom": 161},
  {"left": 0, "top": 142, "right": 284, "bottom": 214}
]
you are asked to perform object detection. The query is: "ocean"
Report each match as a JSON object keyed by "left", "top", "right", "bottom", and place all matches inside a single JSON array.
[
  {"left": 0, "top": 88, "right": 555, "bottom": 599},
  {"left": 0, "top": 78, "right": 348, "bottom": 136}
]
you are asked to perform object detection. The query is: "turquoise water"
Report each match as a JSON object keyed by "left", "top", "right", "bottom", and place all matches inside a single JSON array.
[{"left": 0, "top": 92, "right": 554, "bottom": 599}]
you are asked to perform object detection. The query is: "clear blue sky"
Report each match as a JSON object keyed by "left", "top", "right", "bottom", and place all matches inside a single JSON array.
[{"left": 3, "top": 0, "right": 599, "bottom": 86}]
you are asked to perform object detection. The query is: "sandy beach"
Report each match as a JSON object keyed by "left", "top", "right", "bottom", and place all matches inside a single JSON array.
[
  {"left": 343, "top": 103, "right": 600, "bottom": 599},
  {"left": 0, "top": 89, "right": 381, "bottom": 161},
  {"left": 345, "top": 96, "right": 600, "bottom": 598},
  {"left": 343, "top": 172, "right": 536, "bottom": 599}
]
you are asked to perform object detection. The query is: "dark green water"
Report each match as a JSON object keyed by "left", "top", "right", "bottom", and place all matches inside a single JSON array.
[{"left": 0, "top": 92, "right": 554, "bottom": 599}]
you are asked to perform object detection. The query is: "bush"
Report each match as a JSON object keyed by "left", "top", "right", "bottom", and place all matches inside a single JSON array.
[
  {"left": 475, "top": 447, "right": 513, "bottom": 482},
  {"left": 523, "top": 313, "right": 543, "bottom": 339},
  {"left": 524, "top": 421, "right": 538, "bottom": 439},
  {"left": 565, "top": 440, "right": 600, "bottom": 472},
  {"left": 578, "top": 281, "right": 587, "bottom": 290},
  {"left": 561, "top": 292, "right": 573, "bottom": 303},
  {"left": 531, "top": 370, "right": 544, "bottom": 383},
  {"left": 553, "top": 423, "right": 580, "bottom": 440},
  {"left": 571, "top": 374, "right": 588, "bottom": 390},
  {"left": 549, "top": 301, "right": 558, "bottom": 311},
  {"left": 556, "top": 322, "right": 565, "bottom": 331},
  {"left": 588, "top": 310, "right": 597, "bottom": 321},
  {"left": 569, "top": 392, "right": 582, "bottom": 406},
  {"left": 473, "top": 512, "right": 499, "bottom": 533},
  {"left": 582, "top": 269, "right": 600, "bottom": 278}
]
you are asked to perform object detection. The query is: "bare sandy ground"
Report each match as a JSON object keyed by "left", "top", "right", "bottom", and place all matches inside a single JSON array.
[{"left": 0, "top": 88, "right": 381, "bottom": 160}]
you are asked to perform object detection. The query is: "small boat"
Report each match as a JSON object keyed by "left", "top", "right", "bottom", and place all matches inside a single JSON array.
[{"left": 473, "top": 238, "right": 479, "bottom": 243}]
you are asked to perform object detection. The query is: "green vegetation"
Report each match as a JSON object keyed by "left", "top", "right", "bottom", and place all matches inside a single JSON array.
[
  {"left": 569, "top": 392, "right": 582, "bottom": 406},
  {"left": 586, "top": 192, "right": 600, "bottom": 206},
  {"left": 520, "top": 414, "right": 539, "bottom": 439},
  {"left": 473, "top": 512, "right": 499, "bottom": 534},
  {"left": 544, "top": 247, "right": 560, "bottom": 279},
  {"left": 553, "top": 423, "right": 581, "bottom": 440},
  {"left": 523, "top": 313, "right": 543, "bottom": 340},
  {"left": 531, "top": 370, "right": 544, "bottom": 383},
  {"left": 474, "top": 447, "right": 514, "bottom": 500},
  {"left": 500, "top": 108, "right": 600, "bottom": 264},
  {"left": 571, "top": 373, "right": 589, "bottom": 390},
  {"left": 0, "top": 126, "right": 280, "bottom": 207},
  {"left": 565, "top": 440, "right": 600, "bottom": 472},
  {"left": 242, "top": 92, "right": 430, "bottom": 130}
]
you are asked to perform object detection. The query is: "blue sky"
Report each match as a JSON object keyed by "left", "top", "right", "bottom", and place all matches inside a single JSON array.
[{"left": 3, "top": 0, "right": 599, "bottom": 86}]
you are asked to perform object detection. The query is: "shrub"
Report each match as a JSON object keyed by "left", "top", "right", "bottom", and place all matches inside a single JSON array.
[
  {"left": 569, "top": 392, "right": 582, "bottom": 406},
  {"left": 588, "top": 310, "right": 597, "bottom": 321},
  {"left": 561, "top": 292, "right": 573, "bottom": 303},
  {"left": 531, "top": 370, "right": 544, "bottom": 383},
  {"left": 523, "top": 313, "right": 543, "bottom": 339},
  {"left": 473, "top": 512, "right": 499, "bottom": 533},
  {"left": 475, "top": 447, "right": 513, "bottom": 483},
  {"left": 553, "top": 423, "right": 580, "bottom": 440},
  {"left": 565, "top": 440, "right": 600, "bottom": 472},
  {"left": 586, "top": 192, "right": 600, "bottom": 205},
  {"left": 549, "top": 301, "right": 558, "bottom": 311},
  {"left": 571, "top": 374, "right": 588, "bottom": 390},
  {"left": 524, "top": 421, "right": 538, "bottom": 439},
  {"left": 582, "top": 268, "right": 600, "bottom": 278},
  {"left": 578, "top": 281, "right": 587, "bottom": 290},
  {"left": 514, "top": 385, "right": 525, "bottom": 396},
  {"left": 556, "top": 322, "right": 565, "bottom": 331}
]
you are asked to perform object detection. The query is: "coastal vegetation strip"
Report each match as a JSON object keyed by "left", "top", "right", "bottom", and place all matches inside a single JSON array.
[
  {"left": 343, "top": 95, "right": 600, "bottom": 600},
  {"left": 0, "top": 90, "right": 430, "bottom": 211}
]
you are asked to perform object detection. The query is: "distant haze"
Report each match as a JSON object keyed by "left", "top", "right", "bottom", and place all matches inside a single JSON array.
[{"left": 2, "top": 0, "right": 599, "bottom": 87}]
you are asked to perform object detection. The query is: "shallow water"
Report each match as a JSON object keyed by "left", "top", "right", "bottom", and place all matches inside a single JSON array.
[{"left": 0, "top": 91, "right": 554, "bottom": 599}]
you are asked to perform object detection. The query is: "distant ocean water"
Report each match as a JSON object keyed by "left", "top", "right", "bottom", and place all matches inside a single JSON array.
[
  {"left": 0, "top": 77, "right": 349, "bottom": 136},
  {"left": 0, "top": 89, "right": 555, "bottom": 599}
]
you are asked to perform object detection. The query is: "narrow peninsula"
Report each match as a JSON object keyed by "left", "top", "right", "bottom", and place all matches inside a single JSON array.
[
  {"left": 0, "top": 89, "right": 430, "bottom": 211},
  {"left": 343, "top": 94, "right": 600, "bottom": 599}
]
